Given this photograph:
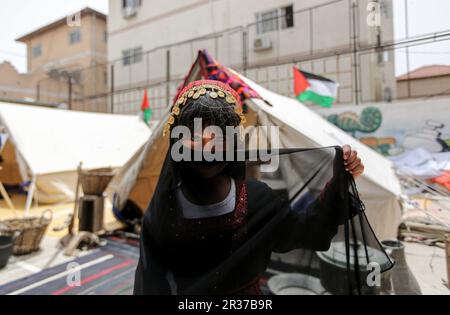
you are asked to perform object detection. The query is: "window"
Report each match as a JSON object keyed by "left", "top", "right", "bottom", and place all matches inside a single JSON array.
[
  {"left": 256, "top": 4, "right": 294, "bottom": 34},
  {"left": 256, "top": 9, "right": 279, "bottom": 34},
  {"left": 281, "top": 5, "right": 294, "bottom": 29},
  {"left": 122, "top": 0, "right": 141, "bottom": 9},
  {"left": 122, "top": 47, "right": 143, "bottom": 66},
  {"left": 69, "top": 29, "right": 81, "bottom": 44},
  {"left": 104, "top": 31, "right": 108, "bottom": 42},
  {"left": 122, "top": 0, "right": 142, "bottom": 18},
  {"left": 32, "top": 44, "right": 42, "bottom": 58}
]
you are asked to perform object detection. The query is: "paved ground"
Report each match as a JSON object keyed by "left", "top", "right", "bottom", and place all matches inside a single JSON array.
[{"left": 404, "top": 242, "right": 449, "bottom": 295}]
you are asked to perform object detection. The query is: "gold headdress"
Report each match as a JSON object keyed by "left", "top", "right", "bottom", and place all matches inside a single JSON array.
[{"left": 163, "top": 80, "right": 246, "bottom": 137}]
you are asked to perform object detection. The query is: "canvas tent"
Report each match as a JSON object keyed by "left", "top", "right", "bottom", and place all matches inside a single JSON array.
[
  {"left": 108, "top": 51, "right": 402, "bottom": 240},
  {"left": 0, "top": 102, "right": 152, "bottom": 213}
]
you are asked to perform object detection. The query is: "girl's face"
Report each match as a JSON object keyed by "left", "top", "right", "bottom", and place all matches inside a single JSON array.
[{"left": 182, "top": 127, "right": 228, "bottom": 179}]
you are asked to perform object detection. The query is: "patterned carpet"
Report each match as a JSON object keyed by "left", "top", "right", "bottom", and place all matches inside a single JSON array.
[
  {"left": 0, "top": 237, "right": 139, "bottom": 295},
  {"left": 0, "top": 235, "right": 282, "bottom": 295}
]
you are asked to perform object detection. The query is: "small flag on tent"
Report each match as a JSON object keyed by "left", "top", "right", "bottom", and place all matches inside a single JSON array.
[
  {"left": 141, "top": 89, "right": 152, "bottom": 125},
  {"left": 293, "top": 67, "right": 339, "bottom": 108}
]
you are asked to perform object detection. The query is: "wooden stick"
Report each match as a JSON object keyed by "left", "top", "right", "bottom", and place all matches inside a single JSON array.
[
  {"left": 446, "top": 235, "right": 450, "bottom": 287},
  {"left": 0, "top": 181, "right": 16, "bottom": 216},
  {"left": 68, "top": 162, "right": 83, "bottom": 235},
  {"left": 404, "top": 222, "right": 450, "bottom": 234},
  {"left": 24, "top": 175, "right": 36, "bottom": 217}
]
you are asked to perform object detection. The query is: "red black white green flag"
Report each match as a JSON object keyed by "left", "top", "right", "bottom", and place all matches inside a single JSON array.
[
  {"left": 140, "top": 89, "right": 152, "bottom": 125},
  {"left": 293, "top": 66, "right": 339, "bottom": 108}
]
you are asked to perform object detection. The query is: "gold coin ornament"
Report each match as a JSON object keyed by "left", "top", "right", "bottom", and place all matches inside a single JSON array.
[
  {"left": 163, "top": 125, "right": 171, "bottom": 137},
  {"left": 166, "top": 83, "right": 246, "bottom": 136},
  {"left": 177, "top": 97, "right": 184, "bottom": 106},
  {"left": 226, "top": 96, "right": 236, "bottom": 104},
  {"left": 172, "top": 106, "right": 180, "bottom": 116}
]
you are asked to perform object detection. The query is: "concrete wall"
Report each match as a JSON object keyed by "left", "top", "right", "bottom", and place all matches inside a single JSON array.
[
  {"left": 315, "top": 97, "right": 450, "bottom": 156},
  {"left": 397, "top": 76, "right": 450, "bottom": 99}
]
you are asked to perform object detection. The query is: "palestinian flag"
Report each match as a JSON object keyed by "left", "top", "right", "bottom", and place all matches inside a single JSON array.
[
  {"left": 293, "top": 67, "right": 338, "bottom": 108},
  {"left": 141, "top": 89, "right": 152, "bottom": 125}
]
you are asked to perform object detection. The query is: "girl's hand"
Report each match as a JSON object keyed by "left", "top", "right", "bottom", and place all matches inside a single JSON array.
[{"left": 342, "top": 145, "right": 364, "bottom": 179}]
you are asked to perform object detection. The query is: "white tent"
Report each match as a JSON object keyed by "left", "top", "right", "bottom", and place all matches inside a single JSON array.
[
  {"left": 108, "top": 64, "right": 402, "bottom": 240},
  {"left": 240, "top": 74, "right": 402, "bottom": 240},
  {"left": 0, "top": 102, "right": 152, "bottom": 212}
]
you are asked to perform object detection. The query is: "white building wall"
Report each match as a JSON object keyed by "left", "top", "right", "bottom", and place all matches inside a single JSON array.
[{"left": 108, "top": 0, "right": 396, "bottom": 115}]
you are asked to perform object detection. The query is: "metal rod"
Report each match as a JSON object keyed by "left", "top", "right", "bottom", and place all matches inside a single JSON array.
[
  {"left": 405, "top": 0, "right": 412, "bottom": 98},
  {"left": 68, "top": 76, "right": 73, "bottom": 110},
  {"left": 110, "top": 63, "right": 115, "bottom": 113},
  {"left": 351, "top": 0, "right": 359, "bottom": 104},
  {"left": 242, "top": 29, "right": 248, "bottom": 75},
  {"left": 166, "top": 49, "right": 171, "bottom": 106}
]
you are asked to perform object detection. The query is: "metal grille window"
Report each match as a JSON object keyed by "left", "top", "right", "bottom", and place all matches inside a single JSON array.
[
  {"left": 122, "top": 0, "right": 142, "bottom": 9},
  {"left": 256, "top": 10, "right": 279, "bottom": 34},
  {"left": 122, "top": 47, "right": 143, "bottom": 66},
  {"left": 256, "top": 5, "right": 294, "bottom": 34}
]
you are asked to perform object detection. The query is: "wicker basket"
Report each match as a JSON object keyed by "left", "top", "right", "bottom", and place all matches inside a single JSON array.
[
  {"left": 0, "top": 210, "right": 53, "bottom": 255},
  {"left": 79, "top": 168, "right": 115, "bottom": 196}
]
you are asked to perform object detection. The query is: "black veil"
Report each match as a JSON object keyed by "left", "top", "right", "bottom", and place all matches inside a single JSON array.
[{"left": 134, "top": 145, "right": 394, "bottom": 295}]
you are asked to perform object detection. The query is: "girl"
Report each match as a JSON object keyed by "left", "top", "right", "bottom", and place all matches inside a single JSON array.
[{"left": 134, "top": 80, "right": 368, "bottom": 295}]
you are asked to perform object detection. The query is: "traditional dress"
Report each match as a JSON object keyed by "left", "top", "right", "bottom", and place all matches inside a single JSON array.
[{"left": 133, "top": 81, "right": 393, "bottom": 295}]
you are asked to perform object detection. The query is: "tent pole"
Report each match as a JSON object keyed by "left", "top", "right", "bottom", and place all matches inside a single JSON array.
[
  {"left": 24, "top": 175, "right": 37, "bottom": 217},
  {"left": 0, "top": 181, "right": 16, "bottom": 215}
]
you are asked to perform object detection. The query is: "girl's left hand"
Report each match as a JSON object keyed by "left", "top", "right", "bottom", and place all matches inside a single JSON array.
[{"left": 342, "top": 145, "right": 364, "bottom": 179}]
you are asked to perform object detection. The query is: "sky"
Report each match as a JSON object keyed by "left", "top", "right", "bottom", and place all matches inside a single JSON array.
[
  {"left": 0, "top": 0, "right": 449, "bottom": 76},
  {"left": 393, "top": 0, "right": 450, "bottom": 75}
]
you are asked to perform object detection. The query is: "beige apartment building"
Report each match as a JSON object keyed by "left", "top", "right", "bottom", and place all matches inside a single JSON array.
[
  {"left": 0, "top": 7, "right": 108, "bottom": 112},
  {"left": 397, "top": 65, "right": 450, "bottom": 99},
  {"left": 108, "top": 0, "right": 396, "bottom": 116}
]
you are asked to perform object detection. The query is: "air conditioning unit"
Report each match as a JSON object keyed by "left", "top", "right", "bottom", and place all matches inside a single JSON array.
[
  {"left": 253, "top": 37, "right": 273, "bottom": 52},
  {"left": 122, "top": 6, "right": 137, "bottom": 19},
  {"left": 48, "top": 69, "right": 61, "bottom": 80}
]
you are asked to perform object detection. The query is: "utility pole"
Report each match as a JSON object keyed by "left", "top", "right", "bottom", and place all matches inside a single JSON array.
[{"left": 68, "top": 76, "right": 73, "bottom": 110}]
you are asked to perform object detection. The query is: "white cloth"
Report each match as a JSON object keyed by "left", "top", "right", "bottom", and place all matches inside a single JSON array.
[
  {"left": 177, "top": 178, "right": 236, "bottom": 219},
  {"left": 389, "top": 147, "right": 450, "bottom": 179}
]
